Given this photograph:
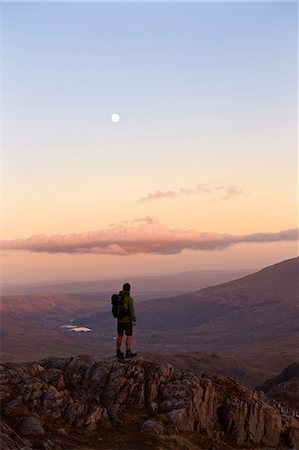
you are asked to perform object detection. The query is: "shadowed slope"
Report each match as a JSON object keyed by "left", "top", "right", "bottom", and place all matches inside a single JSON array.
[
  {"left": 80, "top": 258, "right": 298, "bottom": 370},
  {"left": 256, "top": 362, "right": 299, "bottom": 410},
  {"left": 138, "top": 257, "right": 298, "bottom": 333}
]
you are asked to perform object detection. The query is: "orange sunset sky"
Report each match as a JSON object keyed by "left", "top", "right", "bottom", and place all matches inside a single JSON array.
[{"left": 1, "top": 2, "right": 298, "bottom": 283}]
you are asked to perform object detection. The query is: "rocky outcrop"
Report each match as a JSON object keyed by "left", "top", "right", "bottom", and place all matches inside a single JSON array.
[{"left": 1, "top": 355, "right": 299, "bottom": 449}]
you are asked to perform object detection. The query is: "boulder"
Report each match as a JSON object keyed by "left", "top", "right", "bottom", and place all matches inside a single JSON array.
[
  {"left": 19, "top": 416, "right": 45, "bottom": 437},
  {"left": 142, "top": 419, "right": 164, "bottom": 434}
]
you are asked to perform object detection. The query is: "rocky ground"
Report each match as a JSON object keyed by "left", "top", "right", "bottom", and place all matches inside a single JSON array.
[{"left": 1, "top": 355, "right": 299, "bottom": 449}]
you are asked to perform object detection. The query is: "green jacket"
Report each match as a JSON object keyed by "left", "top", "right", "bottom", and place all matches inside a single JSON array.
[{"left": 117, "top": 290, "right": 136, "bottom": 323}]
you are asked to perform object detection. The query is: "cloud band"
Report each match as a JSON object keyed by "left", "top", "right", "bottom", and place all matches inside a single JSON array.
[
  {"left": 0, "top": 220, "right": 297, "bottom": 256},
  {"left": 138, "top": 184, "right": 248, "bottom": 203}
]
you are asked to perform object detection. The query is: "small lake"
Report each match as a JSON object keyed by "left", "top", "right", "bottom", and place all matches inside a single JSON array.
[{"left": 60, "top": 324, "right": 92, "bottom": 333}]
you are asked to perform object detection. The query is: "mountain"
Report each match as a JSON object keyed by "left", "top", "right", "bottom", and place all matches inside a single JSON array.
[
  {"left": 1, "top": 355, "right": 299, "bottom": 449},
  {"left": 138, "top": 256, "right": 298, "bottom": 332},
  {"left": 1, "top": 258, "right": 297, "bottom": 385},
  {"left": 1, "top": 269, "right": 252, "bottom": 299},
  {"left": 80, "top": 257, "right": 299, "bottom": 372},
  {"left": 0, "top": 269, "right": 251, "bottom": 365}
]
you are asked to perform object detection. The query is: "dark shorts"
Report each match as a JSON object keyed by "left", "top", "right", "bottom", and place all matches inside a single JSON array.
[{"left": 117, "top": 322, "right": 133, "bottom": 336}]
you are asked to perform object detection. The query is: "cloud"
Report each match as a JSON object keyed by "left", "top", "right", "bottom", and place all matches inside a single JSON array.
[
  {"left": 209, "top": 185, "right": 249, "bottom": 203},
  {"left": 1, "top": 220, "right": 297, "bottom": 256},
  {"left": 109, "top": 217, "right": 155, "bottom": 227},
  {"left": 131, "top": 216, "right": 156, "bottom": 224},
  {"left": 138, "top": 184, "right": 247, "bottom": 203},
  {"left": 138, "top": 190, "right": 180, "bottom": 202}
]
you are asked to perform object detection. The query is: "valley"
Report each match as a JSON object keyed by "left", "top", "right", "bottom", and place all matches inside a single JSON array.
[{"left": 1, "top": 259, "right": 298, "bottom": 390}]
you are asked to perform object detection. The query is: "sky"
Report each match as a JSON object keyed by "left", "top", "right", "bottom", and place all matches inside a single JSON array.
[{"left": 0, "top": 1, "right": 298, "bottom": 283}]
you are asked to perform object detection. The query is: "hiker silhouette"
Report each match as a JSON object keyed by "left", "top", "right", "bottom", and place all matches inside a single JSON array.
[{"left": 115, "top": 283, "right": 137, "bottom": 360}]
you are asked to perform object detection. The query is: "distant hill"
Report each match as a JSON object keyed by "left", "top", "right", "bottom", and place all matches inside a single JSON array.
[
  {"left": 1, "top": 258, "right": 298, "bottom": 384},
  {"left": 81, "top": 257, "right": 299, "bottom": 371},
  {"left": 83, "top": 257, "right": 298, "bottom": 334},
  {"left": 137, "top": 257, "right": 298, "bottom": 330},
  {"left": 0, "top": 268, "right": 252, "bottom": 365},
  {"left": 1, "top": 269, "right": 252, "bottom": 299}
]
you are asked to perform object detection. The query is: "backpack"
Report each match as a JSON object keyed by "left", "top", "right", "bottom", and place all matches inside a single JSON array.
[{"left": 111, "top": 293, "right": 129, "bottom": 319}]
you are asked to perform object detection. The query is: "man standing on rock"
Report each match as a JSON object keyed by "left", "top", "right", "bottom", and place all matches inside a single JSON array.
[{"left": 116, "top": 283, "right": 137, "bottom": 360}]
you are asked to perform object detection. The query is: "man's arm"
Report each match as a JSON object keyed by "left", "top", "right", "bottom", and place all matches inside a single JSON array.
[{"left": 128, "top": 296, "right": 136, "bottom": 322}]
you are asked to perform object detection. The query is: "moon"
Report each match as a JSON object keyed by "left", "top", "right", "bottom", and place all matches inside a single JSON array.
[{"left": 111, "top": 113, "right": 120, "bottom": 123}]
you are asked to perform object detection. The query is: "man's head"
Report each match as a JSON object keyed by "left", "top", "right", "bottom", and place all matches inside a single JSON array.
[{"left": 123, "top": 282, "right": 131, "bottom": 292}]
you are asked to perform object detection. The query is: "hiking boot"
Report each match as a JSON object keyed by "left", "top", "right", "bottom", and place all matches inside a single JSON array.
[
  {"left": 117, "top": 350, "right": 124, "bottom": 360},
  {"left": 125, "top": 350, "right": 137, "bottom": 358}
]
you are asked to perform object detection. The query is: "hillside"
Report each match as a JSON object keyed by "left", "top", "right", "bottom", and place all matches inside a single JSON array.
[
  {"left": 138, "top": 257, "right": 298, "bottom": 333},
  {"left": 1, "top": 355, "right": 299, "bottom": 449},
  {"left": 80, "top": 257, "right": 299, "bottom": 371},
  {"left": 0, "top": 269, "right": 251, "bottom": 365},
  {"left": 1, "top": 258, "right": 297, "bottom": 384}
]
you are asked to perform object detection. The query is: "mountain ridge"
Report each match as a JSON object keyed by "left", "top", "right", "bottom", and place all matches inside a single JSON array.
[
  {"left": 78, "top": 257, "right": 298, "bottom": 374},
  {"left": 1, "top": 257, "right": 298, "bottom": 392},
  {"left": 1, "top": 269, "right": 253, "bottom": 296}
]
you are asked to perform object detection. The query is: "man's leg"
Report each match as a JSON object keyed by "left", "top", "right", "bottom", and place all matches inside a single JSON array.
[
  {"left": 126, "top": 335, "right": 132, "bottom": 351},
  {"left": 125, "top": 323, "right": 136, "bottom": 358},
  {"left": 116, "top": 323, "right": 124, "bottom": 359},
  {"left": 117, "top": 335, "right": 123, "bottom": 350}
]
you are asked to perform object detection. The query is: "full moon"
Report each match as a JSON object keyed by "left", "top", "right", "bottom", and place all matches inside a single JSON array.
[{"left": 111, "top": 113, "right": 120, "bottom": 123}]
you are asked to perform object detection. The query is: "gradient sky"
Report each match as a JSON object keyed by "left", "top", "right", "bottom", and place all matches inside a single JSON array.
[{"left": 1, "top": 2, "right": 298, "bottom": 283}]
